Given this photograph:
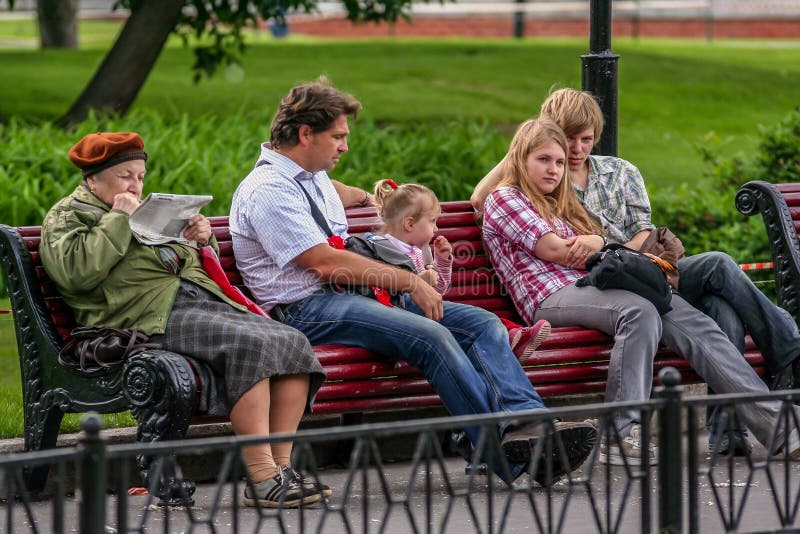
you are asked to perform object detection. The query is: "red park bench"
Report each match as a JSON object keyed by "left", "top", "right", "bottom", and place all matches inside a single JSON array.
[{"left": 0, "top": 199, "right": 771, "bottom": 503}]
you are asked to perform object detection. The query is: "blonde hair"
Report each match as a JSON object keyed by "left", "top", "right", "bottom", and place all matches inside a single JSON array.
[
  {"left": 540, "top": 88, "right": 604, "bottom": 145},
  {"left": 372, "top": 179, "right": 438, "bottom": 232},
  {"left": 498, "top": 118, "right": 601, "bottom": 236}
]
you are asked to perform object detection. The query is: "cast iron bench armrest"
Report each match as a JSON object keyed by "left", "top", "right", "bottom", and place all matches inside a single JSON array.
[{"left": 736, "top": 181, "right": 800, "bottom": 327}]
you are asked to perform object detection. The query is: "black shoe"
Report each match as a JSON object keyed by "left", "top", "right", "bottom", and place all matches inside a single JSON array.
[
  {"left": 450, "top": 430, "right": 488, "bottom": 475},
  {"left": 502, "top": 421, "right": 598, "bottom": 487},
  {"left": 708, "top": 430, "right": 752, "bottom": 456},
  {"left": 793, "top": 359, "right": 800, "bottom": 390},
  {"left": 244, "top": 466, "right": 321, "bottom": 508},
  {"left": 769, "top": 364, "right": 795, "bottom": 391}
]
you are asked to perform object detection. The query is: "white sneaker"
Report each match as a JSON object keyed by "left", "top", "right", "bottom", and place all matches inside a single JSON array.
[
  {"left": 783, "top": 429, "right": 800, "bottom": 460},
  {"left": 598, "top": 424, "right": 658, "bottom": 466}
]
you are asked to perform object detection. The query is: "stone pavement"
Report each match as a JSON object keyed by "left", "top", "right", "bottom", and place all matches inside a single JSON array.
[{"left": 4, "top": 436, "right": 800, "bottom": 533}]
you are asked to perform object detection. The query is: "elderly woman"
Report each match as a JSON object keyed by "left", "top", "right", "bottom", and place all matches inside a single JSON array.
[{"left": 40, "top": 132, "right": 327, "bottom": 508}]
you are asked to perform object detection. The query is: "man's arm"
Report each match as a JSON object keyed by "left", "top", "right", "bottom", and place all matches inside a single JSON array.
[
  {"left": 470, "top": 158, "right": 506, "bottom": 212},
  {"left": 293, "top": 243, "right": 443, "bottom": 320},
  {"left": 624, "top": 229, "right": 652, "bottom": 251},
  {"left": 332, "top": 179, "right": 372, "bottom": 208}
]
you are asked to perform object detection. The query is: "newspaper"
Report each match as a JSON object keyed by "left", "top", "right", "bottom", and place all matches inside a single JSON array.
[{"left": 129, "top": 193, "right": 213, "bottom": 247}]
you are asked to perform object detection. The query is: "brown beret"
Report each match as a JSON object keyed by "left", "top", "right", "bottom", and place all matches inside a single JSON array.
[{"left": 69, "top": 132, "right": 148, "bottom": 178}]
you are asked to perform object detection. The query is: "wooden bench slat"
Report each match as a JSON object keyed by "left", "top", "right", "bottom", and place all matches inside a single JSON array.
[{"left": 775, "top": 183, "right": 800, "bottom": 194}]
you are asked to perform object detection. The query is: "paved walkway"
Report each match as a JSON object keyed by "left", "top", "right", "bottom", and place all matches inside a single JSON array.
[{"left": 5, "top": 440, "right": 800, "bottom": 533}]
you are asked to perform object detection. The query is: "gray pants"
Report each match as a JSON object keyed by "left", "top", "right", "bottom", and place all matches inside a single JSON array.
[{"left": 534, "top": 283, "right": 797, "bottom": 449}]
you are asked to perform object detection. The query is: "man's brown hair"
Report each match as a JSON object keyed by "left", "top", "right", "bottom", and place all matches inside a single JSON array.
[
  {"left": 270, "top": 76, "right": 362, "bottom": 149},
  {"left": 540, "top": 88, "right": 604, "bottom": 145}
]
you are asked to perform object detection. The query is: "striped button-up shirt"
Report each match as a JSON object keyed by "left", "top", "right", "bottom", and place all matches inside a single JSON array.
[
  {"left": 575, "top": 155, "right": 655, "bottom": 244},
  {"left": 482, "top": 187, "right": 586, "bottom": 324},
  {"left": 230, "top": 144, "right": 349, "bottom": 311}
]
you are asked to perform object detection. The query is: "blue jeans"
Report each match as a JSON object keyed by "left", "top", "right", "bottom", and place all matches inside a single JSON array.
[
  {"left": 678, "top": 251, "right": 800, "bottom": 375},
  {"left": 276, "top": 287, "right": 547, "bottom": 480},
  {"left": 678, "top": 252, "right": 800, "bottom": 434}
]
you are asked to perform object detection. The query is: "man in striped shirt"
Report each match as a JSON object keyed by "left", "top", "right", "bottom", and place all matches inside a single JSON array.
[{"left": 230, "top": 77, "right": 597, "bottom": 486}]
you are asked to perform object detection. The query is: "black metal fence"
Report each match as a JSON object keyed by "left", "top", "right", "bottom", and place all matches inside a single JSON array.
[{"left": 2, "top": 368, "right": 800, "bottom": 533}]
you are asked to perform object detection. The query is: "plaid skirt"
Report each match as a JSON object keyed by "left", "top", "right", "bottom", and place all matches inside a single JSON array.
[{"left": 149, "top": 281, "right": 325, "bottom": 415}]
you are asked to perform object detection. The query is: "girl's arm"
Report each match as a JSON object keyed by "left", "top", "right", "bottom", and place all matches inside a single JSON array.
[
  {"left": 483, "top": 187, "right": 602, "bottom": 269},
  {"left": 537, "top": 233, "right": 603, "bottom": 269},
  {"left": 429, "top": 237, "right": 452, "bottom": 294}
]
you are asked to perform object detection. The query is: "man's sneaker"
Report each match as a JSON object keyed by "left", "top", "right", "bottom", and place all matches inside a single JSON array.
[
  {"left": 708, "top": 430, "right": 752, "bottom": 456},
  {"left": 289, "top": 468, "right": 333, "bottom": 498},
  {"left": 773, "top": 429, "right": 800, "bottom": 460},
  {"left": 769, "top": 364, "right": 795, "bottom": 391},
  {"left": 598, "top": 424, "right": 657, "bottom": 466},
  {"left": 501, "top": 420, "right": 598, "bottom": 486},
  {"left": 244, "top": 466, "right": 321, "bottom": 508},
  {"left": 788, "top": 429, "right": 800, "bottom": 460},
  {"left": 509, "top": 320, "right": 551, "bottom": 361}
]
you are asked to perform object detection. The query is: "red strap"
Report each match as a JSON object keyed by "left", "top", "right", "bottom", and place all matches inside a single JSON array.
[
  {"left": 327, "top": 235, "right": 346, "bottom": 250},
  {"left": 326, "top": 236, "right": 393, "bottom": 307},
  {"left": 198, "top": 246, "right": 270, "bottom": 318}
]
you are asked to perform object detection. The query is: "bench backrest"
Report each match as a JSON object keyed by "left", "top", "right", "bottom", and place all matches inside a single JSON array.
[{"left": 23, "top": 201, "right": 521, "bottom": 341}]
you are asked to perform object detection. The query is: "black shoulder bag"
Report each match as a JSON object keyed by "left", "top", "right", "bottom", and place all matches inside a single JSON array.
[{"left": 575, "top": 243, "right": 673, "bottom": 315}]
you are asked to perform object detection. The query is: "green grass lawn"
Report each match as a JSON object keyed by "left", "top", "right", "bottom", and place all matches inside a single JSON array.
[
  {"left": 0, "top": 301, "right": 22, "bottom": 438},
  {"left": 1, "top": 19, "right": 799, "bottom": 189},
  {"left": 1, "top": 18, "right": 798, "bottom": 437},
  {"left": 0, "top": 298, "right": 135, "bottom": 438}
]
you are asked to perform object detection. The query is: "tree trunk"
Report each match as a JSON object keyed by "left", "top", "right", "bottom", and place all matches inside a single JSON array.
[
  {"left": 57, "top": 0, "right": 184, "bottom": 129},
  {"left": 37, "top": 0, "right": 78, "bottom": 48}
]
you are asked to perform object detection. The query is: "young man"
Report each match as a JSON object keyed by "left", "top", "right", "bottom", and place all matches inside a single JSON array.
[
  {"left": 471, "top": 88, "right": 800, "bottom": 456},
  {"left": 229, "top": 78, "right": 597, "bottom": 485}
]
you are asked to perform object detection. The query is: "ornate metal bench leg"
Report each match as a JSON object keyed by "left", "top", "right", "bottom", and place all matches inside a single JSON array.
[
  {"left": 123, "top": 350, "right": 197, "bottom": 507},
  {"left": 23, "top": 401, "right": 64, "bottom": 494},
  {"left": 142, "top": 455, "right": 196, "bottom": 507}
]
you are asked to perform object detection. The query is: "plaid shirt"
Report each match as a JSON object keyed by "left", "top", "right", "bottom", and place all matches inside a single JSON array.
[
  {"left": 482, "top": 187, "right": 586, "bottom": 324},
  {"left": 574, "top": 155, "right": 655, "bottom": 244}
]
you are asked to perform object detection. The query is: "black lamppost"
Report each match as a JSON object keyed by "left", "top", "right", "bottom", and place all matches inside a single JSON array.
[{"left": 581, "top": 0, "right": 619, "bottom": 156}]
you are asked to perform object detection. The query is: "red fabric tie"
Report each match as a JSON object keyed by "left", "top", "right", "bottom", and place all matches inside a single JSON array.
[
  {"left": 198, "top": 246, "right": 269, "bottom": 317},
  {"left": 327, "top": 236, "right": 393, "bottom": 307}
]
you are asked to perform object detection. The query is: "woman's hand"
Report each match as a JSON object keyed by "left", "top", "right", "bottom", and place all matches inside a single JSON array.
[
  {"left": 183, "top": 214, "right": 213, "bottom": 245},
  {"left": 565, "top": 234, "right": 604, "bottom": 269},
  {"left": 112, "top": 192, "right": 140, "bottom": 215}
]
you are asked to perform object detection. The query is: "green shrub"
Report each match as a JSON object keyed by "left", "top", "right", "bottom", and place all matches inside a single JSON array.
[
  {"left": 652, "top": 108, "right": 800, "bottom": 262},
  {"left": 0, "top": 110, "right": 510, "bottom": 229},
  {"left": 3, "top": 107, "right": 799, "bottom": 268}
]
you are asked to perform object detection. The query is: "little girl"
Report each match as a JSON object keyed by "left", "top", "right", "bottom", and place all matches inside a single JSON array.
[{"left": 370, "top": 178, "right": 550, "bottom": 360}]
